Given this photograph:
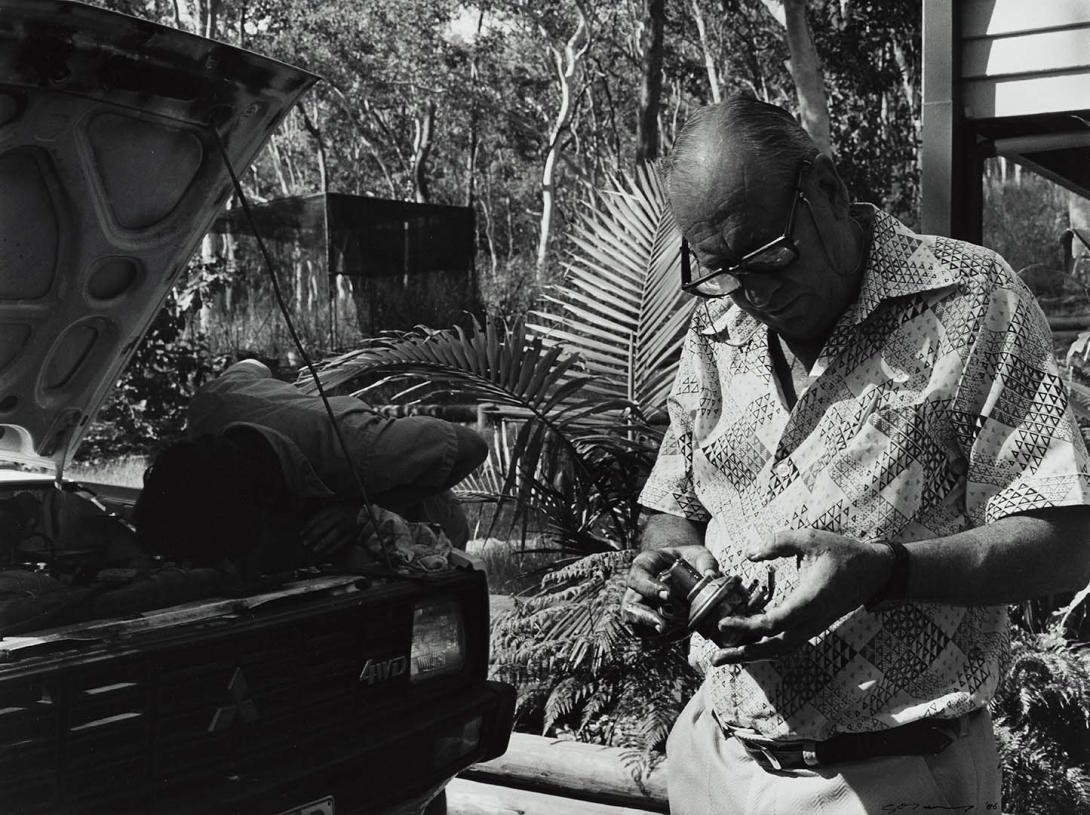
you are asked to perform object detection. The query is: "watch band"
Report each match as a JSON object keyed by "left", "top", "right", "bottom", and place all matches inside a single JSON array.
[{"left": 864, "top": 540, "right": 910, "bottom": 612}]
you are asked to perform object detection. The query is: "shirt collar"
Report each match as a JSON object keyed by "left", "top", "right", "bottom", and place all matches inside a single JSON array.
[
  {"left": 696, "top": 205, "right": 960, "bottom": 344},
  {"left": 842, "top": 205, "right": 961, "bottom": 326}
]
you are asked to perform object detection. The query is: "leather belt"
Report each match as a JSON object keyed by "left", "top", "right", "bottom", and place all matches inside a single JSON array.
[{"left": 720, "top": 713, "right": 970, "bottom": 771}]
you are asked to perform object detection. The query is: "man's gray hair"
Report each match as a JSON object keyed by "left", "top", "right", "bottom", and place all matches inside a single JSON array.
[{"left": 665, "top": 93, "right": 817, "bottom": 195}]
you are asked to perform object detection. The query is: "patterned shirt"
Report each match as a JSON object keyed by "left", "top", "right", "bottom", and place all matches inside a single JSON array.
[{"left": 639, "top": 207, "right": 1090, "bottom": 741}]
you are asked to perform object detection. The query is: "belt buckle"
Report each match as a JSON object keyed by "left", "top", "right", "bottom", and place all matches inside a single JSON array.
[
  {"left": 740, "top": 737, "right": 816, "bottom": 771},
  {"left": 712, "top": 710, "right": 821, "bottom": 770},
  {"left": 756, "top": 744, "right": 783, "bottom": 771}
]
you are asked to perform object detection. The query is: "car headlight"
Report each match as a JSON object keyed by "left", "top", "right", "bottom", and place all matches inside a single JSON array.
[{"left": 410, "top": 599, "right": 466, "bottom": 682}]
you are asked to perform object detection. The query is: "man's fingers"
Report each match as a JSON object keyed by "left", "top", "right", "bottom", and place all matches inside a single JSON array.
[
  {"left": 625, "top": 603, "right": 666, "bottom": 633},
  {"left": 620, "top": 589, "right": 666, "bottom": 634},
  {"left": 627, "top": 551, "right": 672, "bottom": 601},
  {"left": 305, "top": 521, "right": 341, "bottom": 550},
  {"left": 312, "top": 522, "right": 355, "bottom": 554},
  {"left": 745, "top": 529, "right": 805, "bottom": 562},
  {"left": 711, "top": 633, "right": 798, "bottom": 665},
  {"left": 716, "top": 611, "right": 785, "bottom": 639},
  {"left": 713, "top": 605, "right": 835, "bottom": 665}
]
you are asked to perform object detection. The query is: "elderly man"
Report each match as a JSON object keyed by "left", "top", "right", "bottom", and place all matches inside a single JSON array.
[{"left": 625, "top": 94, "right": 1090, "bottom": 814}]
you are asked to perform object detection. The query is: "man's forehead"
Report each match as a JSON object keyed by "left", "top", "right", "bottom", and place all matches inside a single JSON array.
[{"left": 671, "top": 151, "right": 781, "bottom": 254}]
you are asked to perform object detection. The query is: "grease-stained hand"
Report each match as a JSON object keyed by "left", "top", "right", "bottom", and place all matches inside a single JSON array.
[
  {"left": 622, "top": 545, "right": 720, "bottom": 636},
  {"left": 302, "top": 503, "right": 364, "bottom": 556},
  {"left": 709, "top": 529, "right": 893, "bottom": 666}
]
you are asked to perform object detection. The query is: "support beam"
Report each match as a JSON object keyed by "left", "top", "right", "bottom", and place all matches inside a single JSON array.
[{"left": 921, "top": 0, "right": 982, "bottom": 242}]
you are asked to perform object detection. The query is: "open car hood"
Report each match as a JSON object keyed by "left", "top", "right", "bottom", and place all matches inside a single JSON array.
[{"left": 0, "top": 0, "right": 317, "bottom": 474}]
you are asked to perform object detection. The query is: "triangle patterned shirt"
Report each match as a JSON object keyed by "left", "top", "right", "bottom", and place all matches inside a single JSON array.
[{"left": 639, "top": 207, "right": 1090, "bottom": 741}]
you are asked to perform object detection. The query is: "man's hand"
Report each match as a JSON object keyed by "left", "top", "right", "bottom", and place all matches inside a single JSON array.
[
  {"left": 302, "top": 503, "right": 363, "bottom": 556},
  {"left": 709, "top": 529, "right": 892, "bottom": 665},
  {"left": 623, "top": 545, "right": 719, "bottom": 636}
]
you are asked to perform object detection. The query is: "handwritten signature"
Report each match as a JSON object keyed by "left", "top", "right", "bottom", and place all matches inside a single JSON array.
[{"left": 880, "top": 804, "right": 999, "bottom": 813}]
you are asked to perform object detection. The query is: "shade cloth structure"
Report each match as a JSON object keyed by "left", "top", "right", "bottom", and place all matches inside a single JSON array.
[{"left": 210, "top": 192, "right": 477, "bottom": 340}]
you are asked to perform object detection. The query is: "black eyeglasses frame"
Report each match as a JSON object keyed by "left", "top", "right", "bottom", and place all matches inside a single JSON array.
[{"left": 680, "top": 159, "right": 814, "bottom": 298}]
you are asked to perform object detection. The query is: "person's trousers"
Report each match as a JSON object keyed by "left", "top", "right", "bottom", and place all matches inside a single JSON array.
[{"left": 666, "top": 685, "right": 1002, "bottom": 815}]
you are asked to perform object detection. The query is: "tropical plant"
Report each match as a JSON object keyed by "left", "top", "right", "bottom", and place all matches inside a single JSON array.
[
  {"left": 309, "top": 162, "right": 696, "bottom": 770},
  {"left": 992, "top": 624, "right": 1090, "bottom": 814},
  {"left": 310, "top": 162, "right": 690, "bottom": 547},
  {"left": 530, "top": 162, "right": 691, "bottom": 410},
  {"left": 490, "top": 549, "right": 700, "bottom": 777},
  {"left": 309, "top": 316, "right": 658, "bottom": 553}
]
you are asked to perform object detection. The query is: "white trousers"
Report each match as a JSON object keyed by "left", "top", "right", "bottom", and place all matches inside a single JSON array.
[{"left": 666, "top": 686, "right": 1002, "bottom": 815}]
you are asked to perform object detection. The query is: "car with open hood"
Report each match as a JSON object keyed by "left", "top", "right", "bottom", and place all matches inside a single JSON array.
[{"left": 0, "top": 2, "right": 514, "bottom": 812}]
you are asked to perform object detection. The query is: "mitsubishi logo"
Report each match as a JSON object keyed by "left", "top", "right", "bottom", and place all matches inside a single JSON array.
[{"left": 207, "top": 667, "right": 259, "bottom": 733}]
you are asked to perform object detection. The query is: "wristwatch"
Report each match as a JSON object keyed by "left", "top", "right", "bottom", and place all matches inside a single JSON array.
[{"left": 864, "top": 540, "right": 910, "bottom": 612}]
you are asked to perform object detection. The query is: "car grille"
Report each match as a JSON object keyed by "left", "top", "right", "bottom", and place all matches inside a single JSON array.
[{"left": 0, "top": 591, "right": 470, "bottom": 813}]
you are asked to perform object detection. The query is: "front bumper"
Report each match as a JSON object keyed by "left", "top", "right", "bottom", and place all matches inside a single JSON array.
[{"left": 158, "top": 680, "right": 515, "bottom": 815}]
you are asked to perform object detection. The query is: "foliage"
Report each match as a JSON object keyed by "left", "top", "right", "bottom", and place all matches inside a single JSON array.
[
  {"left": 77, "top": 265, "right": 219, "bottom": 463},
  {"left": 313, "top": 162, "right": 687, "bottom": 544},
  {"left": 809, "top": 0, "right": 923, "bottom": 226},
  {"left": 992, "top": 624, "right": 1090, "bottom": 815},
  {"left": 309, "top": 317, "right": 659, "bottom": 554},
  {"left": 84, "top": 0, "right": 925, "bottom": 360},
  {"left": 983, "top": 164, "right": 1072, "bottom": 289},
  {"left": 490, "top": 550, "right": 701, "bottom": 779},
  {"left": 310, "top": 161, "right": 693, "bottom": 764},
  {"left": 531, "top": 162, "right": 691, "bottom": 410}
]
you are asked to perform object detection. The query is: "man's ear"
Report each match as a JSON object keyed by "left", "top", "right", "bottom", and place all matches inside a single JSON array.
[{"left": 810, "top": 153, "right": 851, "bottom": 219}]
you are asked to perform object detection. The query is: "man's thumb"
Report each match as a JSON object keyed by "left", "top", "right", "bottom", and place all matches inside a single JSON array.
[{"left": 693, "top": 549, "right": 719, "bottom": 576}]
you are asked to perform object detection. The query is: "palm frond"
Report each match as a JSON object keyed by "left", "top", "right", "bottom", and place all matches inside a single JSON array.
[
  {"left": 307, "top": 318, "right": 640, "bottom": 545},
  {"left": 530, "top": 163, "right": 693, "bottom": 413}
]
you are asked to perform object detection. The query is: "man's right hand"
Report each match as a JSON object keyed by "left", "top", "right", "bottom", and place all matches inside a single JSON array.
[{"left": 622, "top": 545, "right": 719, "bottom": 637}]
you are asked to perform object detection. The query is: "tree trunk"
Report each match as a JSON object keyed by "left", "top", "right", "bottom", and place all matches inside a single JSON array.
[
  {"left": 411, "top": 100, "right": 436, "bottom": 204},
  {"left": 237, "top": 0, "right": 248, "bottom": 45},
  {"left": 1070, "top": 193, "right": 1090, "bottom": 269},
  {"left": 505, "top": 195, "right": 515, "bottom": 263},
  {"left": 465, "top": 10, "right": 485, "bottom": 206},
  {"left": 536, "top": 6, "right": 591, "bottom": 272},
  {"left": 766, "top": 0, "right": 832, "bottom": 156},
  {"left": 636, "top": 0, "right": 666, "bottom": 163},
  {"left": 891, "top": 39, "right": 921, "bottom": 154},
  {"left": 267, "top": 134, "right": 292, "bottom": 196},
  {"left": 299, "top": 103, "right": 328, "bottom": 194},
  {"left": 481, "top": 165, "right": 499, "bottom": 278},
  {"left": 691, "top": 0, "right": 721, "bottom": 104},
  {"left": 327, "top": 85, "right": 398, "bottom": 198},
  {"left": 202, "top": 0, "right": 219, "bottom": 38}
]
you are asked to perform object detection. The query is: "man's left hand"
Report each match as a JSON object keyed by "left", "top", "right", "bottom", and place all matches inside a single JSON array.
[
  {"left": 710, "top": 529, "right": 893, "bottom": 665},
  {"left": 302, "top": 503, "right": 363, "bottom": 556}
]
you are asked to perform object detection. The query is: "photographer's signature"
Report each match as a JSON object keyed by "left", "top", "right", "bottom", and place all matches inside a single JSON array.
[{"left": 881, "top": 804, "right": 999, "bottom": 813}]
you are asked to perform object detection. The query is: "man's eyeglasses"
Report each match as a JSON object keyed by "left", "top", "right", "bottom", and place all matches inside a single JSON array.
[{"left": 680, "top": 159, "right": 813, "bottom": 298}]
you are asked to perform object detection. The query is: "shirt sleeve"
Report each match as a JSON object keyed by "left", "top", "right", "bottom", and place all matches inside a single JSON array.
[
  {"left": 953, "top": 261, "right": 1090, "bottom": 525},
  {"left": 639, "top": 325, "right": 712, "bottom": 522}
]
